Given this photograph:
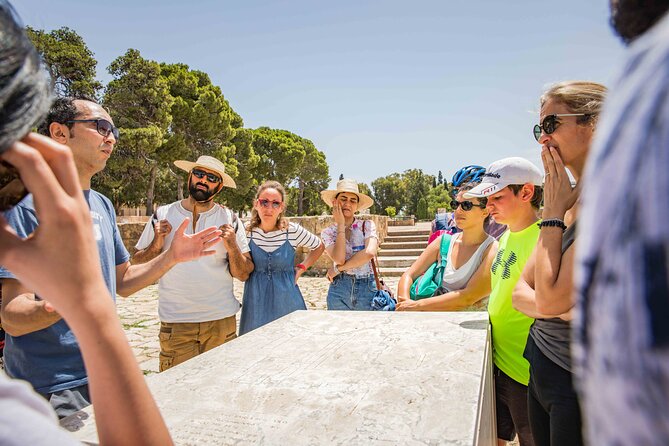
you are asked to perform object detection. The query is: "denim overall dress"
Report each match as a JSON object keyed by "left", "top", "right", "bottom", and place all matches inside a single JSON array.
[{"left": 239, "top": 230, "right": 306, "bottom": 335}]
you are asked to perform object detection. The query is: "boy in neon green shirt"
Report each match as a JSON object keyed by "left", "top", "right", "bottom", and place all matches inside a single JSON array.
[{"left": 465, "top": 157, "right": 543, "bottom": 446}]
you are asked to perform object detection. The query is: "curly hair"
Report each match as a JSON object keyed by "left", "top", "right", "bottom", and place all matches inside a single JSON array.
[
  {"left": 246, "top": 181, "right": 289, "bottom": 232},
  {"left": 37, "top": 94, "right": 98, "bottom": 137},
  {"left": 610, "top": 0, "right": 669, "bottom": 44}
]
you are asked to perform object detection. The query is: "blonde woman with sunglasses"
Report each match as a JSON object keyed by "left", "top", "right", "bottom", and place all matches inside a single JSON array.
[
  {"left": 239, "top": 181, "right": 324, "bottom": 335},
  {"left": 396, "top": 182, "right": 497, "bottom": 311}
]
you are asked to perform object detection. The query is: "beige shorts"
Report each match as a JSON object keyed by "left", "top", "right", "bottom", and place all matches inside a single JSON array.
[{"left": 158, "top": 315, "right": 237, "bottom": 372}]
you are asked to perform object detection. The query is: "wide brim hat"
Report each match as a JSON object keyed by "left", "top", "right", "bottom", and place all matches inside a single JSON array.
[
  {"left": 174, "top": 155, "right": 236, "bottom": 189},
  {"left": 321, "top": 178, "right": 374, "bottom": 212},
  {"left": 464, "top": 157, "right": 542, "bottom": 198}
]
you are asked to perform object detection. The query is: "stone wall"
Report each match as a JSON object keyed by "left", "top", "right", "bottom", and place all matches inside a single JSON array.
[
  {"left": 289, "top": 215, "right": 388, "bottom": 275},
  {"left": 118, "top": 215, "right": 389, "bottom": 276}
]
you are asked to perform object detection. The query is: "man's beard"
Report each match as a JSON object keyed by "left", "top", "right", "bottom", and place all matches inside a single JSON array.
[{"left": 189, "top": 182, "right": 218, "bottom": 202}]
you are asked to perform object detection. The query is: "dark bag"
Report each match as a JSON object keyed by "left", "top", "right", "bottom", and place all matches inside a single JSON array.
[
  {"left": 410, "top": 233, "right": 451, "bottom": 300},
  {"left": 362, "top": 221, "right": 396, "bottom": 311}
]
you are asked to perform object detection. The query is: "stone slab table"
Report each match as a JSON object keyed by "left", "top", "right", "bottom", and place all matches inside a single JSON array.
[{"left": 62, "top": 311, "right": 495, "bottom": 445}]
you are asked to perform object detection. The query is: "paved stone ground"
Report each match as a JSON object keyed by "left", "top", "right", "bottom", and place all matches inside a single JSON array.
[{"left": 117, "top": 276, "right": 400, "bottom": 375}]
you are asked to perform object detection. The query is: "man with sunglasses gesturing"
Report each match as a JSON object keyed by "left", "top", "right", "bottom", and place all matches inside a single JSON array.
[
  {"left": 0, "top": 96, "right": 223, "bottom": 419},
  {"left": 133, "top": 155, "right": 254, "bottom": 371}
]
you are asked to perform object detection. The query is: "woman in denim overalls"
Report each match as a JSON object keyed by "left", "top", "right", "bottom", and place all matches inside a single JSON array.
[
  {"left": 320, "top": 179, "right": 379, "bottom": 310},
  {"left": 239, "top": 181, "right": 324, "bottom": 335}
]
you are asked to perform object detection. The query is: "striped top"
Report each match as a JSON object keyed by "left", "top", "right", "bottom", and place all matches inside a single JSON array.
[{"left": 248, "top": 222, "right": 321, "bottom": 253}]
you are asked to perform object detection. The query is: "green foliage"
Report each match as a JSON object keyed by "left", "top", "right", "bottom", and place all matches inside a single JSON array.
[
  {"left": 357, "top": 183, "right": 376, "bottom": 214},
  {"left": 159, "top": 62, "right": 245, "bottom": 205},
  {"left": 385, "top": 206, "right": 397, "bottom": 218},
  {"left": 402, "top": 169, "right": 433, "bottom": 216},
  {"left": 437, "top": 170, "right": 444, "bottom": 185},
  {"left": 371, "top": 173, "right": 405, "bottom": 215},
  {"left": 251, "top": 127, "right": 307, "bottom": 184},
  {"left": 426, "top": 183, "right": 452, "bottom": 216},
  {"left": 294, "top": 139, "right": 329, "bottom": 215},
  {"left": 26, "top": 26, "right": 102, "bottom": 98},
  {"left": 97, "top": 49, "right": 173, "bottom": 213},
  {"left": 417, "top": 197, "right": 429, "bottom": 220}
]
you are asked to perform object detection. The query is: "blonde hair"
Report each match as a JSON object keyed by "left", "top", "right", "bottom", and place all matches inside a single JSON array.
[
  {"left": 540, "top": 81, "right": 608, "bottom": 127},
  {"left": 247, "top": 181, "right": 288, "bottom": 232}
]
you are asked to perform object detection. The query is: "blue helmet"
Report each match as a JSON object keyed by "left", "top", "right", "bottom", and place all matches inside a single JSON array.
[{"left": 451, "top": 165, "right": 486, "bottom": 188}]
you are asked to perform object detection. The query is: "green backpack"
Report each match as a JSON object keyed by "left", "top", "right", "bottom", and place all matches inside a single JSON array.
[{"left": 410, "top": 234, "right": 452, "bottom": 300}]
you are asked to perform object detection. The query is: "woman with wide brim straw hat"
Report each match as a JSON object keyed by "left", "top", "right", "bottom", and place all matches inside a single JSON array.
[{"left": 320, "top": 178, "right": 379, "bottom": 310}]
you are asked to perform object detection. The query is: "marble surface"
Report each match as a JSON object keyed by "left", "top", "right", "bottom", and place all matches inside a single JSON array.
[{"left": 62, "top": 311, "right": 492, "bottom": 445}]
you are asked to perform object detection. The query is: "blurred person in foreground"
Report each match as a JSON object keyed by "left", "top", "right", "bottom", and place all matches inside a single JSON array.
[
  {"left": 574, "top": 1, "right": 669, "bottom": 444},
  {"left": 0, "top": 1, "right": 172, "bottom": 444}
]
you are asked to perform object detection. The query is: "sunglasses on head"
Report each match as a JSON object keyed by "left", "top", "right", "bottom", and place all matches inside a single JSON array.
[
  {"left": 258, "top": 199, "right": 282, "bottom": 209},
  {"left": 67, "top": 119, "right": 120, "bottom": 141},
  {"left": 450, "top": 199, "right": 485, "bottom": 211},
  {"left": 533, "top": 114, "right": 589, "bottom": 142},
  {"left": 191, "top": 169, "right": 221, "bottom": 183}
]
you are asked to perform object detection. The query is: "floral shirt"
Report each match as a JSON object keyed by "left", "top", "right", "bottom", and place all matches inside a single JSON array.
[{"left": 321, "top": 219, "right": 378, "bottom": 277}]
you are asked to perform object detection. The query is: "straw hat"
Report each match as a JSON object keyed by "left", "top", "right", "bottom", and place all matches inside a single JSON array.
[
  {"left": 174, "top": 155, "right": 236, "bottom": 189},
  {"left": 321, "top": 178, "right": 374, "bottom": 211}
]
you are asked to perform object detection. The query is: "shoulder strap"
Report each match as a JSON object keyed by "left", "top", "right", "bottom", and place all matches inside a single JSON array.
[
  {"left": 227, "top": 206, "right": 239, "bottom": 232},
  {"left": 438, "top": 233, "right": 452, "bottom": 266}
]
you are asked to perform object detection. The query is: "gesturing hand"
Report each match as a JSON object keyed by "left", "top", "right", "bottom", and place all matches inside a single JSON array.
[
  {"left": 154, "top": 219, "right": 172, "bottom": 238},
  {"left": 541, "top": 146, "right": 579, "bottom": 219},
  {"left": 168, "top": 219, "right": 222, "bottom": 263}
]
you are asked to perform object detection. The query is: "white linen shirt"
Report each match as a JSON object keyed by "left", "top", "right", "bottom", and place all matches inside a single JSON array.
[{"left": 135, "top": 202, "right": 250, "bottom": 323}]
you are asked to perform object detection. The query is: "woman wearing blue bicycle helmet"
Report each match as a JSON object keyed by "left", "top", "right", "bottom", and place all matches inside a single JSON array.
[{"left": 431, "top": 165, "right": 506, "bottom": 243}]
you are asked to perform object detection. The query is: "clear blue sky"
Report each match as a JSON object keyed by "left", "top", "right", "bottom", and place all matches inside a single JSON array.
[{"left": 16, "top": 0, "right": 624, "bottom": 188}]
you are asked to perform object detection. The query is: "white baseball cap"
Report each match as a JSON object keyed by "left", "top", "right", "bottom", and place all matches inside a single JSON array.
[{"left": 463, "top": 157, "right": 543, "bottom": 198}]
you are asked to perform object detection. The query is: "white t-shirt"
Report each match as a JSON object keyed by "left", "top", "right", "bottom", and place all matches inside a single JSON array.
[
  {"left": 136, "top": 202, "right": 250, "bottom": 323},
  {"left": 248, "top": 222, "right": 321, "bottom": 253},
  {"left": 0, "top": 372, "right": 79, "bottom": 445}
]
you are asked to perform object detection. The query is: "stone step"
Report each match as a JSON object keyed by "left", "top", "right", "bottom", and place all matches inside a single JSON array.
[
  {"left": 380, "top": 241, "right": 428, "bottom": 250},
  {"left": 378, "top": 267, "right": 407, "bottom": 277},
  {"left": 377, "top": 248, "right": 424, "bottom": 257},
  {"left": 384, "top": 235, "right": 429, "bottom": 243},
  {"left": 386, "top": 229, "right": 431, "bottom": 237},
  {"left": 377, "top": 256, "right": 416, "bottom": 268}
]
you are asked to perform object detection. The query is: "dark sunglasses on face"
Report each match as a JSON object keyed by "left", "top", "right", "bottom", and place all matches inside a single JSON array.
[
  {"left": 191, "top": 169, "right": 221, "bottom": 183},
  {"left": 451, "top": 199, "right": 485, "bottom": 211},
  {"left": 533, "top": 114, "right": 589, "bottom": 142},
  {"left": 67, "top": 119, "right": 120, "bottom": 141},
  {"left": 259, "top": 199, "right": 282, "bottom": 209}
]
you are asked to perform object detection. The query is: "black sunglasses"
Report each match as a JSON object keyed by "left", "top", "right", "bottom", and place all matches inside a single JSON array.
[
  {"left": 533, "top": 114, "right": 589, "bottom": 142},
  {"left": 67, "top": 119, "right": 120, "bottom": 141},
  {"left": 191, "top": 169, "right": 221, "bottom": 183},
  {"left": 450, "top": 199, "right": 485, "bottom": 211}
]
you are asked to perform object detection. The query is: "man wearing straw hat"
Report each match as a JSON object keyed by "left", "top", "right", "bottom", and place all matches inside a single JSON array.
[{"left": 134, "top": 155, "right": 254, "bottom": 371}]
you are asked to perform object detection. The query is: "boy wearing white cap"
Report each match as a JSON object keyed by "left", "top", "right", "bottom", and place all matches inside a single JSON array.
[{"left": 464, "top": 157, "right": 543, "bottom": 446}]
